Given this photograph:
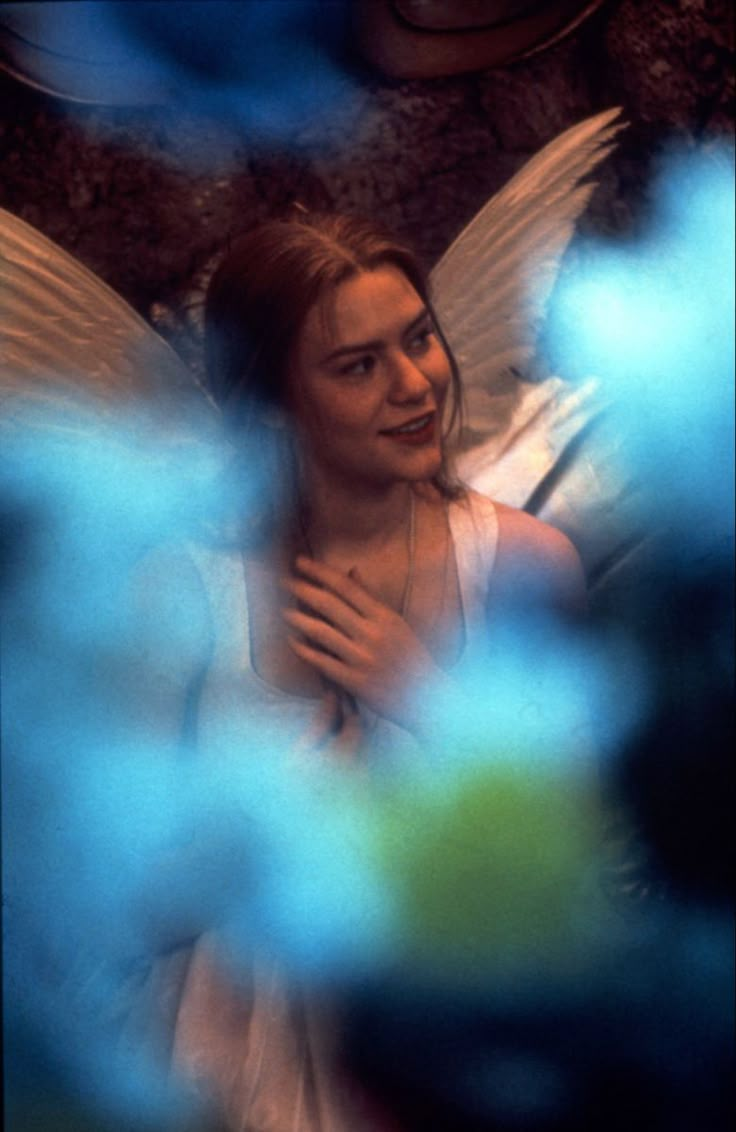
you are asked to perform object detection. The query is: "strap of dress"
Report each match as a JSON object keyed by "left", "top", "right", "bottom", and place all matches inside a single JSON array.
[{"left": 447, "top": 492, "right": 499, "bottom": 651}]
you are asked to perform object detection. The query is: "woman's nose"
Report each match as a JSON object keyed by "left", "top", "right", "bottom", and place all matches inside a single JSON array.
[{"left": 388, "top": 352, "right": 433, "bottom": 402}]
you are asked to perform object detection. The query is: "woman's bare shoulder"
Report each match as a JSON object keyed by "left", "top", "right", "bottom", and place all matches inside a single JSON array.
[
  {"left": 132, "top": 539, "right": 210, "bottom": 607},
  {"left": 88, "top": 540, "right": 216, "bottom": 748},
  {"left": 493, "top": 500, "right": 579, "bottom": 561},
  {"left": 490, "top": 499, "right": 586, "bottom": 615},
  {"left": 129, "top": 539, "right": 214, "bottom": 668}
]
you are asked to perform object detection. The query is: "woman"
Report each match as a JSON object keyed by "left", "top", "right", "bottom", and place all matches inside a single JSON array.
[
  {"left": 202, "top": 211, "right": 583, "bottom": 754},
  {"left": 171, "top": 211, "right": 586, "bottom": 1131}
]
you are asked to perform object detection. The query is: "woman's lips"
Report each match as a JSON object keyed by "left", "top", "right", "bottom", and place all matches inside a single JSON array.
[{"left": 380, "top": 412, "right": 436, "bottom": 445}]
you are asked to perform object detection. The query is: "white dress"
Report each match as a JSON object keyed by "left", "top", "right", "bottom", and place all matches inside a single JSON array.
[{"left": 171, "top": 492, "right": 499, "bottom": 1132}]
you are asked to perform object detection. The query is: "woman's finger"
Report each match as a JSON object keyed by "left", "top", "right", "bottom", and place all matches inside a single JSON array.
[
  {"left": 282, "top": 607, "right": 364, "bottom": 663},
  {"left": 286, "top": 635, "right": 360, "bottom": 697},
  {"left": 283, "top": 576, "right": 364, "bottom": 637},
  {"left": 293, "top": 555, "right": 379, "bottom": 617}
]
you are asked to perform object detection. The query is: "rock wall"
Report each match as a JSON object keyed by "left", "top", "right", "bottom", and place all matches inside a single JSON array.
[{"left": 0, "top": 0, "right": 733, "bottom": 368}]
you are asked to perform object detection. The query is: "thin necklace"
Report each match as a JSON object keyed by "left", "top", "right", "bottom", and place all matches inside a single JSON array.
[
  {"left": 400, "top": 490, "right": 416, "bottom": 619},
  {"left": 298, "top": 490, "right": 416, "bottom": 619}
]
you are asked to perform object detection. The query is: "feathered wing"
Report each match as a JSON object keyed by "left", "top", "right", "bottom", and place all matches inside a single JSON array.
[
  {"left": 429, "top": 109, "right": 645, "bottom": 592},
  {"left": 431, "top": 107, "right": 623, "bottom": 449},
  {"left": 0, "top": 206, "right": 215, "bottom": 432}
]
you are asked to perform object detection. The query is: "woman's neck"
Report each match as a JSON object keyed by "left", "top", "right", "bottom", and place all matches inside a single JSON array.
[{"left": 298, "top": 470, "right": 414, "bottom": 557}]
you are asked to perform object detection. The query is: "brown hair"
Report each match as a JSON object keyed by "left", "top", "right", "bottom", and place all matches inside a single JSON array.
[{"left": 204, "top": 211, "right": 464, "bottom": 535}]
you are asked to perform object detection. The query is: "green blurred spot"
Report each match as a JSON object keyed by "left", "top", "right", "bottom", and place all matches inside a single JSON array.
[{"left": 373, "top": 752, "right": 598, "bottom": 984}]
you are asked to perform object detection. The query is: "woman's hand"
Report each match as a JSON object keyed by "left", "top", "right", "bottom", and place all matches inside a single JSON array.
[{"left": 282, "top": 555, "right": 449, "bottom": 736}]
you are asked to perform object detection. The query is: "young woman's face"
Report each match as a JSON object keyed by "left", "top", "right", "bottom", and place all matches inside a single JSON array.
[{"left": 287, "top": 265, "right": 452, "bottom": 491}]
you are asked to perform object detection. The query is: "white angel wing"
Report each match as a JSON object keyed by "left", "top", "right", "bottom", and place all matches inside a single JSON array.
[
  {"left": 431, "top": 107, "right": 624, "bottom": 440},
  {"left": 429, "top": 110, "right": 645, "bottom": 590},
  {"left": 0, "top": 206, "right": 215, "bottom": 431}
]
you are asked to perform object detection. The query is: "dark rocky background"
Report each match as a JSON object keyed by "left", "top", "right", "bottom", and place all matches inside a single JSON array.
[{"left": 1, "top": 0, "right": 732, "bottom": 374}]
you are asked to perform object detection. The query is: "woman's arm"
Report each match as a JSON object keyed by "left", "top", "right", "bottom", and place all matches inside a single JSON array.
[{"left": 488, "top": 502, "right": 587, "bottom": 621}]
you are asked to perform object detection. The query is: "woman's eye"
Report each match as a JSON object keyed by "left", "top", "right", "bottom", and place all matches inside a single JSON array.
[
  {"left": 407, "top": 326, "right": 433, "bottom": 354},
  {"left": 339, "top": 355, "right": 375, "bottom": 377}
]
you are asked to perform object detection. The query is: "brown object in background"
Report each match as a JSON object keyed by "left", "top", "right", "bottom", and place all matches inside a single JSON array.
[{"left": 355, "top": 0, "right": 608, "bottom": 78}]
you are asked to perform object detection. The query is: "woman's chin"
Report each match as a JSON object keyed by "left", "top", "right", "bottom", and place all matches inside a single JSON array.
[{"left": 402, "top": 445, "right": 443, "bottom": 482}]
